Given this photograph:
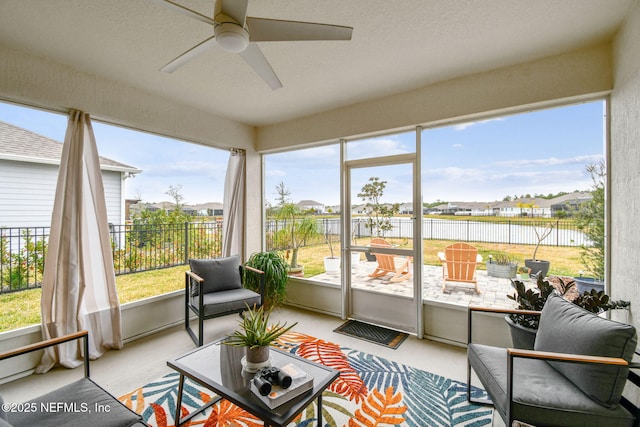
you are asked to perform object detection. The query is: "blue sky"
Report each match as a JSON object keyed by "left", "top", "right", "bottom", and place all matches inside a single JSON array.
[{"left": 1, "top": 100, "right": 604, "bottom": 206}]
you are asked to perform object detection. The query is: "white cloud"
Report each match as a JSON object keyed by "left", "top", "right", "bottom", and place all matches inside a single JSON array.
[
  {"left": 454, "top": 117, "right": 505, "bottom": 131},
  {"left": 494, "top": 154, "right": 603, "bottom": 168}
]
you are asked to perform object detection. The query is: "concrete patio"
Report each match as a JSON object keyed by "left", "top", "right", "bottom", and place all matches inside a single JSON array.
[{"left": 308, "top": 257, "right": 520, "bottom": 310}]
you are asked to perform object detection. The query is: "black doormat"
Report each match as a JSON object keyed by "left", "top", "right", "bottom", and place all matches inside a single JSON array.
[{"left": 333, "top": 320, "right": 408, "bottom": 349}]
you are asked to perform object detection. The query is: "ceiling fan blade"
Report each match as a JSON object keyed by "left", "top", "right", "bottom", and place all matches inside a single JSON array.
[
  {"left": 218, "top": 0, "right": 249, "bottom": 26},
  {"left": 152, "top": 0, "right": 217, "bottom": 26},
  {"left": 238, "top": 43, "right": 282, "bottom": 90},
  {"left": 246, "top": 17, "right": 353, "bottom": 42},
  {"left": 160, "top": 35, "right": 218, "bottom": 73}
]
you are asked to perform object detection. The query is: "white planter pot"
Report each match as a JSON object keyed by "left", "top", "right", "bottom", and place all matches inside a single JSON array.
[
  {"left": 324, "top": 256, "right": 341, "bottom": 274},
  {"left": 351, "top": 252, "right": 361, "bottom": 267}
]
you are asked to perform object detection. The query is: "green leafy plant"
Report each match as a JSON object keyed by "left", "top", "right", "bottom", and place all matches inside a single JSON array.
[
  {"left": 574, "top": 161, "right": 605, "bottom": 280},
  {"left": 490, "top": 253, "right": 516, "bottom": 265},
  {"left": 244, "top": 251, "right": 289, "bottom": 309},
  {"left": 225, "top": 304, "right": 297, "bottom": 349},
  {"left": 508, "top": 275, "right": 629, "bottom": 329}
]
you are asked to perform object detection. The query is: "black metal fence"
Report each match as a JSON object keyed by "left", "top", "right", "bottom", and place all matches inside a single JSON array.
[
  {"left": 0, "top": 221, "right": 223, "bottom": 294},
  {"left": 266, "top": 217, "right": 588, "bottom": 250},
  {"left": 1, "top": 217, "right": 588, "bottom": 294}
]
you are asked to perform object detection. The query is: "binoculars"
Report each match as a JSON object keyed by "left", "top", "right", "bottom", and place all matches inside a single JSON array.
[{"left": 253, "top": 367, "right": 292, "bottom": 396}]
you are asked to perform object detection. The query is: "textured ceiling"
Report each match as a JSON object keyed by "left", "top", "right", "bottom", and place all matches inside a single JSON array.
[{"left": 0, "top": 0, "right": 634, "bottom": 126}]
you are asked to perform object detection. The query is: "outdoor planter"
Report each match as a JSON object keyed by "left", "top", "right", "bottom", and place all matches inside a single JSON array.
[
  {"left": 486, "top": 262, "right": 517, "bottom": 279},
  {"left": 505, "top": 315, "right": 537, "bottom": 350},
  {"left": 524, "top": 259, "right": 550, "bottom": 278},
  {"left": 574, "top": 277, "right": 605, "bottom": 294},
  {"left": 323, "top": 256, "right": 340, "bottom": 274}
]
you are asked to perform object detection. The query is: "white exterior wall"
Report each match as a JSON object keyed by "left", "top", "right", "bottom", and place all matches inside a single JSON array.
[
  {"left": 611, "top": 0, "right": 640, "bottom": 332},
  {"left": 0, "top": 159, "right": 123, "bottom": 227}
]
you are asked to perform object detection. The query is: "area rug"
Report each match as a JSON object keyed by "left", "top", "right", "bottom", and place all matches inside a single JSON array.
[
  {"left": 333, "top": 320, "right": 409, "bottom": 349},
  {"left": 119, "top": 331, "right": 492, "bottom": 426}
]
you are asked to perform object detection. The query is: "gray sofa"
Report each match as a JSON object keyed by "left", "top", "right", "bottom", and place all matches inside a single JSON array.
[
  {"left": 468, "top": 293, "right": 639, "bottom": 427},
  {"left": 0, "top": 330, "right": 146, "bottom": 427}
]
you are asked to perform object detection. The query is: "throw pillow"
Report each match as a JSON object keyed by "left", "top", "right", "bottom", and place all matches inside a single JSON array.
[
  {"left": 535, "top": 293, "right": 637, "bottom": 408},
  {"left": 189, "top": 255, "right": 242, "bottom": 295}
]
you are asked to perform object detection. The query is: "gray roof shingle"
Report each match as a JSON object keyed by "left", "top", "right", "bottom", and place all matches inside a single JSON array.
[{"left": 0, "top": 120, "right": 140, "bottom": 172}]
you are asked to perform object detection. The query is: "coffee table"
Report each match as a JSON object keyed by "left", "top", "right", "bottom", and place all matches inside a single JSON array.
[{"left": 167, "top": 337, "right": 340, "bottom": 427}]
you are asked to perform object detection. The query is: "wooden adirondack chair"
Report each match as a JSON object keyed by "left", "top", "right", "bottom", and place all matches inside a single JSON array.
[
  {"left": 368, "top": 238, "right": 412, "bottom": 283},
  {"left": 438, "top": 242, "right": 483, "bottom": 293}
]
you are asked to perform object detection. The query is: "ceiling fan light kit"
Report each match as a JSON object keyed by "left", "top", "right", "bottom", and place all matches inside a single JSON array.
[
  {"left": 214, "top": 22, "right": 249, "bottom": 53},
  {"left": 155, "top": 0, "right": 353, "bottom": 89}
]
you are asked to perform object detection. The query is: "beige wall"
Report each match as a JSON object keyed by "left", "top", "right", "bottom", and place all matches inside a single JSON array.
[
  {"left": 257, "top": 44, "right": 612, "bottom": 150},
  {"left": 611, "top": 0, "right": 640, "bottom": 331}
]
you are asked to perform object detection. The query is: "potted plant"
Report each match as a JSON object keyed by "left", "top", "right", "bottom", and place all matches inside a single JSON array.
[
  {"left": 358, "top": 177, "right": 400, "bottom": 261},
  {"left": 506, "top": 275, "right": 629, "bottom": 349},
  {"left": 272, "top": 182, "right": 321, "bottom": 277},
  {"left": 574, "top": 161, "right": 606, "bottom": 294},
  {"left": 486, "top": 253, "right": 518, "bottom": 279},
  {"left": 323, "top": 231, "right": 340, "bottom": 274},
  {"left": 244, "top": 251, "right": 289, "bottom": 310},
  {"left": 225, "top": 304, "right": 297, "bottom": 372},
  {"left": 524, "top": 223, "right": 554, "bottom": 278}
]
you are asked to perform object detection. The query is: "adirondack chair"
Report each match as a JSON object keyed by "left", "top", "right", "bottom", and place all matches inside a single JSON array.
[
  {"left": 368, "top": 238, "right": 412, "bottom": 283},
  {"left": 438, "top": 242, "right": 483, "bottom": 293}
]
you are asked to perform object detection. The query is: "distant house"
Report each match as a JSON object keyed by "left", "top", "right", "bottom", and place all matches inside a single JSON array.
[
  {"left": 296, "top": 200, "right": 324, "bottom": 214},
  {"left": 0, "top": 120, "right": 140, "bottom": 228}
]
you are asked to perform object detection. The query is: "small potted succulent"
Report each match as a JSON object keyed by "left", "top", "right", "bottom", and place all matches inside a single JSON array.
[{"left": 225, "top": 304, "right": 297, "bottom": 372}]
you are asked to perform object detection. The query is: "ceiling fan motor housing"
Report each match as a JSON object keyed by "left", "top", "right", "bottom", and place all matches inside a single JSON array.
[{"left": 214, "top": 22, "right": 249, "bottom": 53}]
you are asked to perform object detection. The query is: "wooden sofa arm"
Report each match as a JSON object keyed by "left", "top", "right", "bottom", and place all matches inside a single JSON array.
[
  {"left": 508, "top": 347, "right": 629, "bottom": 366},
  {"left": 0, "top": 330, "right": 90, "bottom": 378}
]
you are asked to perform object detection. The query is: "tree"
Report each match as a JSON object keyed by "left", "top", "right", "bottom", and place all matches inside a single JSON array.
[
  {"left": 165, "top": 184, "right": 184, "bottom": 209},
  {"left": 272, "top": 182, "right": 319, "bottom": 269},
  {"left": 358, "top": 177, "right": 400, "bottom": 237},
  {"left": 575, "top": 161, "right": 605, "bottom": 279}
]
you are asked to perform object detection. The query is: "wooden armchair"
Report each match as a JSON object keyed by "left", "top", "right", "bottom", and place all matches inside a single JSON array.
[
  {"left": 467, "top": 294, "right": 640, "bottom": 427},
  {"left": 0, "top": 330, "right": 146, "bottom": 426},
  {"left": 185, "top": 255, "right": 265, "bottom": 346}
]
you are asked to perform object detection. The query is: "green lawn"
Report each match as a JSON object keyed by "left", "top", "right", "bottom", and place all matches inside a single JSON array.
[{"left": 0, "top": 241, "right": 583, "bottom": 333}]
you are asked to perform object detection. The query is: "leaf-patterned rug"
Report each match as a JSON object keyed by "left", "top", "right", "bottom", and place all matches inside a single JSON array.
[{"left": 119, "top": 331, "right": 492, "bottom": 426}]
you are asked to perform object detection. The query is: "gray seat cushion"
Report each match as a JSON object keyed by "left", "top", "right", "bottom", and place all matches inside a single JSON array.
[
  {"left": 5, "top": 378, "right": 144, "bottom": 427},
  {"left": 191, "top": 288, "right": 261, "bottom": 317},
  {"left": 535, "top": 293, "right": 637, "bottom": 408},
  {"left": 189, "top": 255, "right": 242, "bottom": 295},
  {"left": 468, "top": 343, "right": 636, "bottom": 427}
]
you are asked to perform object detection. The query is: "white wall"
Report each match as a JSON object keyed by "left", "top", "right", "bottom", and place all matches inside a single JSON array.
[
  {"left": 610, "top": 0, "right": 640, "bottom": 332},
  {"left": 0, "top": 159, "right": 123, "bottom": 227}
]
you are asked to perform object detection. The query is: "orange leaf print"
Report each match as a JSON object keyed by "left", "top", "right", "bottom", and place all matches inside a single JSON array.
[
  {"left": 348, "top": 386, "right": 407, "bottom": 427},
  {"left": 205, "top": 400, "right": 262, "bottom": 427},
  {"left": 297, "top": 340, "right": 368, "bottom": 403}
]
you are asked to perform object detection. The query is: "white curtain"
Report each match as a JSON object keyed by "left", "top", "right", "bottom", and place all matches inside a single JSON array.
[
  {"left": 222, "top": 149, "right": 246, "bottom": 258},
  {"left": 37, "top": 110, "right": 123, "bottom": 373}
]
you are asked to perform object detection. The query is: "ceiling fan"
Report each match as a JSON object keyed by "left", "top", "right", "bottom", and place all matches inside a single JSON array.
[{"left": 153, "top": 0, "right": 353, "bottom": 90}]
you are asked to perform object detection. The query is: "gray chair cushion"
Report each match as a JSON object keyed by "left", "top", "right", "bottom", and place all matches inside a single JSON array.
[
  {"left": 192, "top": 288, "right": 261, "bottom": 317},
  {"left": 468, "top": 343, "right": 636, "bottom": 427},
  {"left": 189, "top": 255, "right": 242, "bottom": 295},
  {"left": 5, "top": 378, "right": 143, "bottom": 427},
  {"left": 534, "top": 293, "right": 637, "bottom": 408}
]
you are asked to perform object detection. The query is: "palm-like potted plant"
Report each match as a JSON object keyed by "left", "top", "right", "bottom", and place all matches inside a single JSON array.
[{"left": 225, "top": 304, "right": 297, "bottom": 372}]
